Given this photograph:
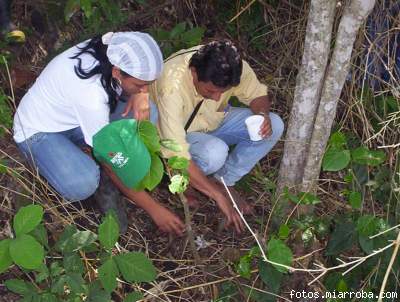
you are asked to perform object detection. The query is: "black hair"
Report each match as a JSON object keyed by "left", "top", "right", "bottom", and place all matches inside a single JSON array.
[
  {"left": 189, "top": 40, "right": 243, "bottom": 88},
  {"left": 70, "top": 35, "right": 119, "bottom": 113}
]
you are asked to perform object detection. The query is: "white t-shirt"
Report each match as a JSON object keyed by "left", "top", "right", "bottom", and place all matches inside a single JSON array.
[{"left": 13, "top": 41, "right": 110, "bottom": 147}]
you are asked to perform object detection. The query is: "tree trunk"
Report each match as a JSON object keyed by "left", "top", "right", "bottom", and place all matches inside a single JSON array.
[
  {"left": 277, "top": 0, "right": 336, "bottom": 193},
  {"left": 301, "top": 0, "right": 376, "bottom": 191}
]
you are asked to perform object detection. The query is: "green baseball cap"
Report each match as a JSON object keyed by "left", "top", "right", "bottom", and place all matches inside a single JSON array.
[{"left": 93, "top": 119, "right": 151, "bottom": 188}]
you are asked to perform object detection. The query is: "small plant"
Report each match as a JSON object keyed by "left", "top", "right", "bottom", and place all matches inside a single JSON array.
[
  {"left": 0, "top": 204, "right": 156, "bottom": 301},
  {"left": 0, "top": 87, "right": 13, "bottom": 137},
  {"left": 149, "top": 22, "right": 205, "bottom": 57}
]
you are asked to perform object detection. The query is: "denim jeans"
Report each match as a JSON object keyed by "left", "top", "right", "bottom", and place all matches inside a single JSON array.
[
  {"left": 187, "top": 107, "right": 284, "bottom": 186},
  {"left": 16, "top": 101, "right": 158, "bottom": 202}
]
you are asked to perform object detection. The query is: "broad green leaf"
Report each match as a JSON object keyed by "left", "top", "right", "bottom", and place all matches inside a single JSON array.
[
  {"left": 258, "top": 260, "right": 283, "bottom": 295},
  {"left": 356, "top": 215, "right": 378, "bottom": 236},
  {"left": 138, "top": 121, "right": 160, "bottom": 153},
  {"left": 80, "top": 0, "right": 93, "bottom": 18},
  {"left": 169, "top": 22, "right": 186, "bottom": 38},
  {"left": 325, "top": 221, "right": 356, "bottom": 256},
  {"left": 87, "top": 280, "right": 111, "bottom": 302},
  {"left": 10, "top": 234, "right": 44, "bottom": 269},
  {"left": 359, "top": 234, "right": 374, "bottom": 254},
  {"left": 98, "top": 258, "right": 119, "bottom": 293},
  {"left": 39, "top": 293, "right": 57, "bottom": 302},
  {"left": 267, "top": 238, "right": 293, "bottom": 273},
  {"left": 348, "top": 191, "right": 362, "bottom": 209},
  {"left": 114, "top": 252, "right": 156, "bottom": 282},
  {"left": 168, "top": 156, "right": 189, "bottom": 170},
  {"left": 0, "top": 239, "right": 12, "bottom": 273},
  {"left": 236, "top": 255, "right": 251, "bottom": 279},
  {"left": 51, "top": 275, "right": 68, "bottom": 294},
  {"left": 50, "top": 261, "right": 63, "bottom": 277},
  {"left": 168, "top": 174, "right": 189, "bottom": 194},
  {"left": 337, "top": 279, "right": 348, "bottom": 292},
  {"left": 351, "top": 147, "right": 386, "bottom": 166},
  {"left": 13, "top": 204, "right": 44, "bottom": 236},
  {"left": 216, "top": 282, "right": 238, "bottom": 302},
  {"left": 63, "top": 253, "right": 84, "bottom": 274},
  {"left": 56, "top": 230, "right": 97, "bottom": 253},
  {"left": 160, "top": 139, "right": 183, "bottom": 152},
  {"left": 29, "top": 224, "right": 48, "bottom": 248},
  {"left": 35, "top": 263, "right": 49, "bottom": 283},
  {"left": 134, "top": 153, "right": 163, "bottom": 191},
  {"left": 64, "top": 0, "right": 80, "bottom": 22},
  {"left": 297, "top": 192, "right": 321, "bottom": 205},
  {"left": 322, "top": 148, "right": 351, "bottom": 171},
  {"left": 124, "top": 292, "right": 144, "bottom": 302},
  {"left": 65, "top": 272, "right": 86, "bottom": 293},
  {"left": 329, "top": 131, "right": 347, "bottom": 149},
  {"left": 5, "top": 279, "right": 33, "bottom": 295},
  {"left": 99, "top": 212, "right": 119, "bottom": 250},
  {"left": 278, "top": 224, "right": 290, "bottom": 240},
  {"left": 181, "top": 27, "right": 205, "bottom": 46}
]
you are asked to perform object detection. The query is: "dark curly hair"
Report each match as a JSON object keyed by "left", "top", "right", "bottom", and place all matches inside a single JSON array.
[{"left": 189, "top": 40, "right": 243, "bottom": 88}]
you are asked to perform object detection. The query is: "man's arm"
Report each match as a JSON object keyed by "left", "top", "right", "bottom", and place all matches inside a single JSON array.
[
  {"left": 187, "top": 160, "right": 244, "bottom": 233},
  {"left": 101, "top": 164, "right": 185, "bottom": 236},
  {"left": 249, "top": 95, "right": 273, "bottom": 138}
]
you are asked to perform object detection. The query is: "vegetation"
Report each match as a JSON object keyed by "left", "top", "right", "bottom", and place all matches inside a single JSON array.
[{"left": 0, "top": 1, "right": 399, "bottom": 301}]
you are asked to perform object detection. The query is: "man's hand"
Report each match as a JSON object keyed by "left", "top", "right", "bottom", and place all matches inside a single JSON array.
[
  {"left": 259, "top": 113, "right": 273, "bottom": 138},
  {"left": 149, "top": 204, "right": 185, "bottom": 236},
  {"left": 216, "top": 198, "right": 245, "bottom": 233},
  {"left": 122, "top": 92, "right": 150, "bottom": 120}
]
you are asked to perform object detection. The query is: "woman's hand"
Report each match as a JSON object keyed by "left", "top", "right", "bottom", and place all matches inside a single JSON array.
[
  {"left": 122, "top": 92, "right": 150, "bottom": 120},
  {"left": 216, "top": 198, "right": 245, "bottom": 233},
  {"left": 148, "top": 204, "right": 185, "bottom": 236}
]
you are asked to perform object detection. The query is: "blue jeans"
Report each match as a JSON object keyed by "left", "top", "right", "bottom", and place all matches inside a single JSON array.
[
  {"left": 187, "top": 108, "right": 284, "bottom": 186},
  {"left": 16, "top": 101, "right": 158, "bottom": 202}
]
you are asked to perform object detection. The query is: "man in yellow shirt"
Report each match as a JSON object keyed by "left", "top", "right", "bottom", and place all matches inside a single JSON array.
[{"left": 149, "top": 41, "right": 284, "bottom": 233}]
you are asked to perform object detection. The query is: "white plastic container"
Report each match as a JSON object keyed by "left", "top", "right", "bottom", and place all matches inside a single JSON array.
[{"left": 245, "top": 115, "right": 265, "bottom": 141}]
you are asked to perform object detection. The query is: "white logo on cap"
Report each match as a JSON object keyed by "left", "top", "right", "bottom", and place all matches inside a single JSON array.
[{"left": 110, "top": 152, "right": 129, "bottom": 168}]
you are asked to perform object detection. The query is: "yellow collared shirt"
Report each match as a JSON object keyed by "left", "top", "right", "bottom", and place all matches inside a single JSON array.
[{"left": 149, "top": 46, "right": 268, "bottom": 159}]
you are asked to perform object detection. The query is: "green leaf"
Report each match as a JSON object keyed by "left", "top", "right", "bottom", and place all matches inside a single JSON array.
[
  {"left": 124, "top": 292, "right": 144, "bottom": 302},
  {"left": 325, "top": 221, "right": 356, "bottom": 256},
  {"left": 358, "top": 234, "right": 374, "bottom": 254},
  {"left": 258, "top": 260, "right": 283, "bottom": 294},
  {"left": 87, "top": 281, "right": 111, "bottom": 302},
  {"left": 0, "top": 159, "right": 7, "bottom": 173},
  {"left": 134, "top": 153, "right": 163, "bottom": 191},
  {"left": 39, "top": 293, "right": 57, "bottom": 302},
  {"left": 56, "top": 230, "right": 97, "bottom": 253},
  {"left": 10, "top": 234, "right": 44, "bottom": 269},
  {"left": 80, "top": 0, "right": 93, "bottom": 18},
  {"left": 138, "top": 121, "right": 160, "bottom": 153},
  {"left": 99, "top": 212, "right": 119, "bottom": 250},
  {"left": 297, "top": 192, "right": 321, "bottom": 205},
  {"left": 35, "top": 263, "right": 49, "bottom": 283},
  {"left": 5, "top": 279, "right": 33, "bottom": 295},
  {"left": 181, "top": 27, "right": 206, "bottom": 46},
  {"left": 0, "top": 239, "right": 12, "bottom": 273},
  {"left": 168, "top": 174, "right": 189, "bottom": 194},
  {"left": 168, "top": 156, "right": 189, "bottom": 170},
  {"left": 160, "top": 139, "right": 183, "bottom": 152},
  {"left": 329, "top": 131, "right": 347, "bottom": 149},
  {"left": 114, "top": 252, "right": 157, "bottom": 282},
  {"left": 29, "top": 224, "right": 48, "bottom": 249},
  {"left": 98, "top": 258, "right": 119, "bottom": 293},
  {"left": 351, "top": 147, "right": 386, "bottom": 166},
  {"left": 322, "top": 148, "right": 351, "bottom": 171},
  {"left": 64, "top": 0, "right": 80, "bottom": 22},
  {"left": 348, "top": 191, "right": 362, "bottom": 209},
  {"left": 50, "top": 261, "right": 63, "bottom": 277},
  {"left": 356, "top": 215, "right": 378, "bottom": 237},
  {"left": 169, "top": 22, "right": 186, "bottom": 38},
  {"left": 267, "top": 238, "right": 293, "bottom": 273},
  {"left": 63, "top": 253, "right": 84, "bottom": 274},
  {"left": 236, "top": 255, "right": 251, "bottom": 279},
  {"left": 278, "top": 224, "right": 290, "bottom": 240},
  {"left": 13, "top": 204, "right": 44, "bottom": 237},
  {"left": 65, "top": 272, "right": 86, "bottom": 293}
]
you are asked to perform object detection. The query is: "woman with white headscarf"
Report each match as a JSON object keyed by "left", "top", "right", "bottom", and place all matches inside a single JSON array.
[{"left": 13, "top": 32, "right": 185, "bottom": 235}]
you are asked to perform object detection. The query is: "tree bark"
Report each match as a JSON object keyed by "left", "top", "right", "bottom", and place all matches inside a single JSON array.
[
  {"left": 301, "top": 0, "right": 376, "bottom": 191},
  {"left": 277, "top": 0, "right": 336, "bottom": 193}
]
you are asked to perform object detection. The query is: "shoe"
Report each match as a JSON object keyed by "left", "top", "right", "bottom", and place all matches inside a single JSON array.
[{"left": 94, "top": 172, "right": 128, "bottom": 234}]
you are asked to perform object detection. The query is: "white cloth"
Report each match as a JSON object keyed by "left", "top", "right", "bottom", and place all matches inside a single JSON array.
[{"left": 13, "top": 41, "right": 110, "bottom": 147}]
